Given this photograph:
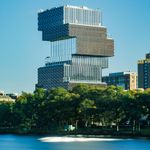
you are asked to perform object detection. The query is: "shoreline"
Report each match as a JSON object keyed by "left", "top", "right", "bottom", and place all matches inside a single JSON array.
[
  {"left": 1, "top": 133, "right": 150, "bottom": 142},
  {"left": 1, "top": 131, "right": 150, "bottom": 139}
]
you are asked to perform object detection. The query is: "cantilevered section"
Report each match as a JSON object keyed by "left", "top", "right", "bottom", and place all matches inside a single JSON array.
[{"left": 38, "top": 5, "right": 114, "bottom": 57}]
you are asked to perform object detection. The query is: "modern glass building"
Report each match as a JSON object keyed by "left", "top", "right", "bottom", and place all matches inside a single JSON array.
[
  {"left": 138, "top": 53, "right": 150, "bottom": 89},
  {"left": 102, "top": 72, "right": 137, "bottom": 90},
  {"left": 36, "top": 5, "right": 114, "bottom": 89}
]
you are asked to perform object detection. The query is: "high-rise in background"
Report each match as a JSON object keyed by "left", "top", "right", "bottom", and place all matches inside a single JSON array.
[
  {"left": 138, "top": 53, "right": 150, "bottom": 89},
  {"left": 36, "top": 5, "right": 114, "bottom": 89}
]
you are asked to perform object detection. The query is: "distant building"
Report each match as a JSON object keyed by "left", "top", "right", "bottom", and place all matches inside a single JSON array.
[
  {"left": 6, "top": 93, "right": 18, "bottom": 100},
  {"left": 102, "top": 72, "right": 137, "bottom": 90},
  {"left": 0, "top": 91, "right": 4, "bottom": 95},
  {"left": 138, "top": 53, "right": 150, "bottom": 89},
  {"left": 0, "top": 91, "right": 16, "bottom": 102},
  {"left": 0, "top": 95, "right": 15, "bottom": 102},
  {"left": 36, "top": 5, "right": 114, "bottom": 90}
]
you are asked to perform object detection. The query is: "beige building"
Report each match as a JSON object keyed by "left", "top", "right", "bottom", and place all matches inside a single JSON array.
[
  {"left": 129, "top": 72, "right": 137, "bottom": 90},
  {"left": 0, "top": 91, "right": 15, "bottom": 102}
]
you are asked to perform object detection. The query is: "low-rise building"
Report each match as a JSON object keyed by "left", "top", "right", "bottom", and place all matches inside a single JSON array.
[
  {"left": 102, "top": 71, "right": 137, "bottom": 90},
  {"left": 0, "top": 91, "right": 16, "bottom": 102},
  {"left": 0, "top": 95, "right": 15, "bottom": 102}
]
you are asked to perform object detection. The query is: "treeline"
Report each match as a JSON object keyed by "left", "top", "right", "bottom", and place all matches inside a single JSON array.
[{"left": 0, "top": 84, "right": 150, "bottom": 134}]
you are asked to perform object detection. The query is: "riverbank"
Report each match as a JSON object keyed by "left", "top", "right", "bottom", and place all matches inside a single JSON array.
[{"left": 1, "top": 127, "right": 150, "bottom": 138}]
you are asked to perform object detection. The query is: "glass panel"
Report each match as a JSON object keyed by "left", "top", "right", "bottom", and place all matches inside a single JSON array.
[
  {"left": 46, "top": 38, "right": 77, "bottom": 64},
  {"left": 64, "top": 6, "right": 101, "bottom": 26},
  {"left": 63, "top": 55, "right": 108, "bottom": 82}
]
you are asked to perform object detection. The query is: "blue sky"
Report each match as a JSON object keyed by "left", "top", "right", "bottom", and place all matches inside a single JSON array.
[{"left": 0, "top": 0, "right": 150, "bottom": 93}]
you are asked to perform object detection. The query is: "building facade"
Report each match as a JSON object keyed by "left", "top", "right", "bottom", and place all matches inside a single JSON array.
[
  {"left": 37, "top": 5, "right": 114, "bottom": 90},
  {"left": 102, "top": 72, "right": 137, "bottom": 90},
  {"left": 138, "top": 53, "right": 150, "bottom": 89},
  {"left": 0, "top": 92, "right": 15, "bottom": 102}
]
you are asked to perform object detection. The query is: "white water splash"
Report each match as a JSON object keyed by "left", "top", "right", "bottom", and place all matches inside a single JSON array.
[{"left": 39, "top": 137, "right": 123, "bottom": 143}]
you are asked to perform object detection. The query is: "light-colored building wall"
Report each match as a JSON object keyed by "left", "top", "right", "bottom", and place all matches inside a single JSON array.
[
  {"left": 129, "top": 72, "right": 137, "bottom": 90},
  {"left": 0, "top": 95, "right": 15, "bottom": 102}
]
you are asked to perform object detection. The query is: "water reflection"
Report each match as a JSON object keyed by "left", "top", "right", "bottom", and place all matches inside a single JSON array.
[
  {"left": 39, "top": 136, "right": 123, "bottom": 142},
  {"left": 0, "top": 135, "right": 150, "bottom": 150}
]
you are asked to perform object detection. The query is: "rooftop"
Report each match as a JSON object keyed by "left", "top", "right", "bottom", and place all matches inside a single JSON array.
[
  {"left": 109, "top": 71, "right": 137, "bottom": 77},
  {"left": 38, "top": 5, "right": 99, "bottom": 13}
]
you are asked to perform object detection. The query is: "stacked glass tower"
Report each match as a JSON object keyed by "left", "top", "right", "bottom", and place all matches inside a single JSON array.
[{"left": 36, "top": 5, "right": 114, "bottom": 89}]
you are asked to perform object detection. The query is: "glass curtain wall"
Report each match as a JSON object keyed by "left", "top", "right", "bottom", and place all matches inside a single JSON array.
[
  {"left": 64, "top": 55, "right": 108, "bottom": 82},
  {"left": 46, "top": 38, "right": 76, "bottom": 64},
  {"left": 64, "top": 6, "right": 101, "bottom": 26}
]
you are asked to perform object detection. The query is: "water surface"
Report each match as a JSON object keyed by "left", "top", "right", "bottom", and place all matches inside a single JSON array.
[{"left": 0, "top": 135, "right": 150, "bottom": 150}]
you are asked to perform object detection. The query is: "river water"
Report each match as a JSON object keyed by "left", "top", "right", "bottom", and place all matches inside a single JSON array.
[{"left": 0, "top": 135, "right": 150, "bottom": 150}]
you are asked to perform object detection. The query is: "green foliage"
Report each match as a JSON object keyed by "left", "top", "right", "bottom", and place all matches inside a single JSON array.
[
  {"left": 0, "top": 85, "right": 150, "bottom": 134},
  {"left": 0, "top": 101, "right": 14, "bottom": 127}
]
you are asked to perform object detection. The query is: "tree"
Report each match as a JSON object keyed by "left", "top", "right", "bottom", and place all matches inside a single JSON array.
[{"left": 0, "top": 101, "right": 14, "bottom": 127}]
